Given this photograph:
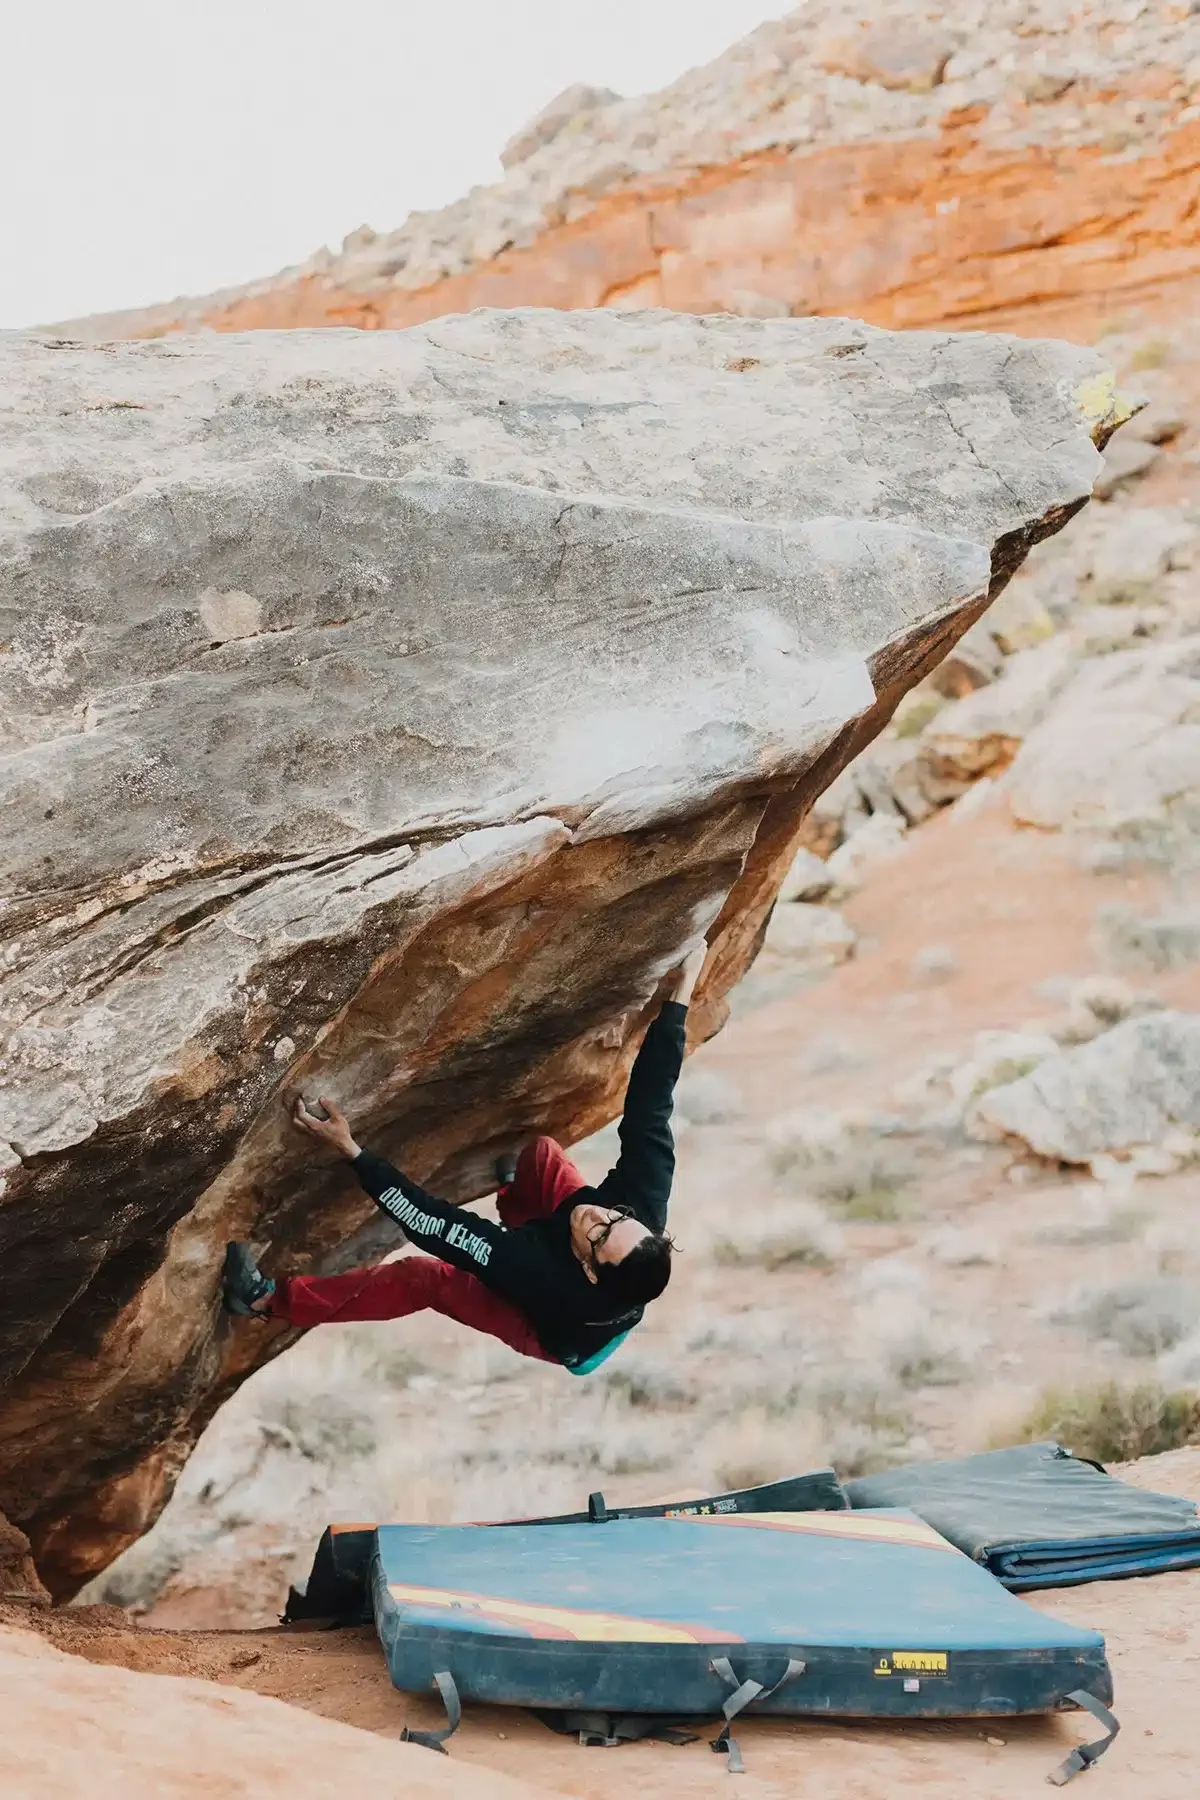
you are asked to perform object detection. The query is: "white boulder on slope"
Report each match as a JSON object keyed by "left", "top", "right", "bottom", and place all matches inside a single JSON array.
[
  {"left": 1007, "top": 636, "right": 1200, "bottom": 834},
  {"left": 975, "top": 1011, "right": 1200, "bottom": 1164},
  {"left": 919, "top": 636, "right": 1076, "bottom": 790}
]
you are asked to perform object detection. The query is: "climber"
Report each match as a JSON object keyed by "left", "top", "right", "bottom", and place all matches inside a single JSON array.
[{"left": 221, "top": 945, "right": 705, "bottom": 1376}]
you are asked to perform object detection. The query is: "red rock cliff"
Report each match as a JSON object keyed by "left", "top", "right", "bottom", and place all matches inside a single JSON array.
[{"left": 52, "top": 2, "right": 1200, "bottom": 345}]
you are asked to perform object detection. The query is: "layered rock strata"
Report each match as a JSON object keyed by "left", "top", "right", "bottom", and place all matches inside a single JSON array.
[{"left": 48, "top": 0, "right": 1200, "bottom": 342}]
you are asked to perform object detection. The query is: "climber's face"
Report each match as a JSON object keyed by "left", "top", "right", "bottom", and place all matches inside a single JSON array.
[{"left": 569, "top": 1202, "right": 650, "bottom": 1284}]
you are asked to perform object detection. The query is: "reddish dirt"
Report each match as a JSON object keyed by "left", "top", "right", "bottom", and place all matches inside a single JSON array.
[{"left": 715, "top": 788, "right": 1200, "bottom": 1114}]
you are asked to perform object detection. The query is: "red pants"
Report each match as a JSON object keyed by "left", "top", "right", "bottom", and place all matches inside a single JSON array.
[{"left": 272, "top": 1137, "right": 586, "bottom": 1363}]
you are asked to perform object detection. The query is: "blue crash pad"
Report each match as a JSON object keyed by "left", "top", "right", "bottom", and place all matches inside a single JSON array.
[
  {"left": 371, "top": 1508, "right": 1111, "bottom": 1719},
  {"left": 848, "top": 1442, "right": 1200, "bottom": 1590}
]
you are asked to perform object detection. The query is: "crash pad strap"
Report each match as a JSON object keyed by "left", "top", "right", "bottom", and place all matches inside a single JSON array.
[
  {"left": 400, "top": 1669, "right": 462, "bottom": 1754},
  {"left": 710, "top": 1656, "right": 806, "bottom": 1774},
  {"left": 1046, "top": 1690, "right": 1121, "bottom": 1787}
]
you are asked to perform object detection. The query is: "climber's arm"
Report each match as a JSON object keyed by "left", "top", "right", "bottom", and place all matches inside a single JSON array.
[
  {"left": 591, "top": 945, "right": 704, "bottom": 1232},
  {"left": 291, "top": 1097, "right": 506, "bottom": 1275}
]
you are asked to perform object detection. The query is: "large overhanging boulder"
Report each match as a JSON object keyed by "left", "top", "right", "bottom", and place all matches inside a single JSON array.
[{"left": 0, "top": 310, "right": 1122, "bottom": 1595}]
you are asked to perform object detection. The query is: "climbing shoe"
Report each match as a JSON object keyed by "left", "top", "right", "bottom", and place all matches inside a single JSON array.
[
  {"left": 222, "top": 1242, "right": 275, "bottom": 1317},
  {"left": 495, "top": 1152, "right": 519, "bottom": 1190}
]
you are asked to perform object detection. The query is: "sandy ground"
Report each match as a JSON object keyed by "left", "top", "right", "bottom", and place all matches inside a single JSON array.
[
  {"left": 7, "top": 1447, "right": 1200, "bottom": 1799},
  {"left": 0, "top": 1621, "right": 567, "bottom": 1800}
]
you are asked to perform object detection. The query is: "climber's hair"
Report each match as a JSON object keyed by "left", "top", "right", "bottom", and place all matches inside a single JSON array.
[{"left": 594, "top": 1230, "right": 675, "bottom": 1307}]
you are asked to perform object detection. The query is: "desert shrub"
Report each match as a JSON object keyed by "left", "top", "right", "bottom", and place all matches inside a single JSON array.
[
  {"left": 707, "top": 1408, "right": 824, "bottom": 1492},
  {"left": 813, "top": 1372, "right": 914, "bottom": 1475},
  {"left": 603, "top": 1355, "right": 697, "bottom": 1410},
  {"left": 1059, "top": 1278, "right": 1200, "bottom": 1358},
  {"left": 826, "top": 1424, "right": 915, "bottom": 1479},
  {"left": 596, "top": 1431, "right": 676, "bottom": 1478},
  {"left": 893, "top": 691, "right": 945, "bottom": 739},
  {"left": 1096, "top": 903, "right": 1200, "bottom": 971},
  {"left": 712, "top": 1205, "right": 840, "bottom": 1272},
  {"left": 1004, "top": 1380, "right": 1199, "bottom": 1464},
  {"left": 676, "top": 1065, "right": 741, "bottom": 1125},
  {"left": 910, "top": 944, "right": 959, "bottom": 985},
  {"left": 1038, "top": 1204, "right": 1149, "bottom": 1248},
  {"left": 772, "top": 1133, "right": 918, "bottom": 1222},
  {"left": 1128, "top": 337, "right": 1171, "bottom": 371},
  {"left": 1085, "top": 806, "right": 1200, "bottom": 877},
  {"left": 965, "top": 1054, "right": 1050, "bottom": 1099},
  {"left": 266, "top": 1395, "right": 377, "bottom": 1461},
  {"left": 816, "top": 1372, "right": 910, "bottom": 1433},
  {"left": 686, "top": 1315, "right": 802, "bottom": 1358},
  {"left": 881, "top": 1327, "right": 967, "bottom": 1390}
]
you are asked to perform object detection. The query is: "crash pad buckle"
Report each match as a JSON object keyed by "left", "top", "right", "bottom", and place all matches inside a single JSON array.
[
  {"left": 709, "top": 1655, "right": 806, "bottom": 1774},
  {"left": 400, "top": 1669, "right": 462, "bottom": 1754},
  {"left": 1046, "top": 1690, "right": 1121, "bottom": 1786}
]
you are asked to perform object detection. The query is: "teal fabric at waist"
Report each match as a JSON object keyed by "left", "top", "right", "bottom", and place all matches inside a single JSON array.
[{"left": 563, "top": 1330, "right": 632, "bottom": 1377}]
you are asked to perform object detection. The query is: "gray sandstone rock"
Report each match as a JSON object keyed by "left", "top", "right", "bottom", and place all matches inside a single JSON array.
[
  {"left": 1089, "top": 506, "right": 1196, "bottom": 603},
  {"left": 777, "top": 845, "right": 836, "bottom": 903},
  {"left": 824, "top": 813, "right": 908, "bottom": 895},
  {"left": 0, "top": 309, "right": 1122, "bottom": 1593},
  {"left": 919, "top": 636, "right": 1076, "bottom": 791},
  {"left": 1007, "top": 636, "right": 1200, "bottom": 832},
  {"left": 1125, "top": 404, "right": 1187, "bottom": 446},
  {"left": 762, "top": 902, "right": 857, "bottom": 966},
  {"left": 1094, "top": 435, "right": 1160, "bottom": 499},
  {"left": 818, "top": 27, "right": 958, "bottom": 92},
  {"left": 976, "top": 1011, "right": 1200, "bottom": 1163},
  {"left": 500, "top": 83, "right": 623, "bottom": 170}
]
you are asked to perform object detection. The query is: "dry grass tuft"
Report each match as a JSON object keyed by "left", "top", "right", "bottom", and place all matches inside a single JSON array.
[
  {"left": 815, "top": 1372, "right": 914, "bottom": 1477},
  {"left": 705, "top": 1407, "right": 826, "bottom": 1493},
  {"left": 893, "top": 691, "right": 945, "bottom": 739},
  {"left": 999, "top": 1380, "right": 1199, "bottom": 1464},
  {"left": 1127, "top": 337, "right": 1172, "bottom": 371},
  {"left": 771, "top": 1132, "right": 918, "bottom": 1222},
  {"left": 1096, "top": 903, "right": 1200, "bottom": 971},
  {"left": 1058, "top": 1278, "right": 1200, "bottom": 1358},
  {"left": 881, "top": 1326, "right": 968, "bottom": 1390},
  {"left": 602, "top": 1354, "right": 698, "bottom": 1410},
  {"left": 711, "top": 1203, "right": 841, "bottom": 1271},
  {"left": 1037, "top": 1202, "right": 1150, "bottom": 1247}
]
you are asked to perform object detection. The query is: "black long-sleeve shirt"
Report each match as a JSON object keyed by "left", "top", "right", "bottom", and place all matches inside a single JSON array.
[{"left": 351, "top": 1000, "right": 688, "bottom": 1366}]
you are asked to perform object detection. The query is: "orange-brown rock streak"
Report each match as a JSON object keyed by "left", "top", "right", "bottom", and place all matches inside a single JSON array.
[{"left": 117, "top": 118, "right": 1200, "bottom": 344}]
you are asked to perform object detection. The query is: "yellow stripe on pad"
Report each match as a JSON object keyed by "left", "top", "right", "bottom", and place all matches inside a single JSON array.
[
  {"left": 386, "top": 1581, "right": 742, "bottom": 1644},
  {"left": 664, "top": 1511, "right": 961, "bottom": 1554}
]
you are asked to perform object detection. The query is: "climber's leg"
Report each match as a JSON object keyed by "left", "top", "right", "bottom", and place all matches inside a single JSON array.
[
  {"left": 496, "top": 1135, "right": 587, "bottom": 1228},
  {"left": 272, "top": 1255, "right": 556, "bottom": 1361}
]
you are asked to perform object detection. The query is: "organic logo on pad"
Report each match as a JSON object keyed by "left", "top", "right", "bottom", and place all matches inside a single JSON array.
[{"left": 872, "top": 1651, "right": 949, "bottom": 1677}]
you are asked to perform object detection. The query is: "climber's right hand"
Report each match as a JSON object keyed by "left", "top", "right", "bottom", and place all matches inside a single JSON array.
[{"left": 291, "top": 1095, "right": 362, "bottom": 1161}]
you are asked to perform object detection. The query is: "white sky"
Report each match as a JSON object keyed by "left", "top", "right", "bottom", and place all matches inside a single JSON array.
[{"left": 2, "top": 1, "right": 788, "bottom": 328}]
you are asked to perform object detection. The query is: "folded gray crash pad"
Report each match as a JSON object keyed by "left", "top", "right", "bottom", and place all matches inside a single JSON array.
[{"left": 847, "top": 1442, "right": 1200, "bottom": 1590}]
